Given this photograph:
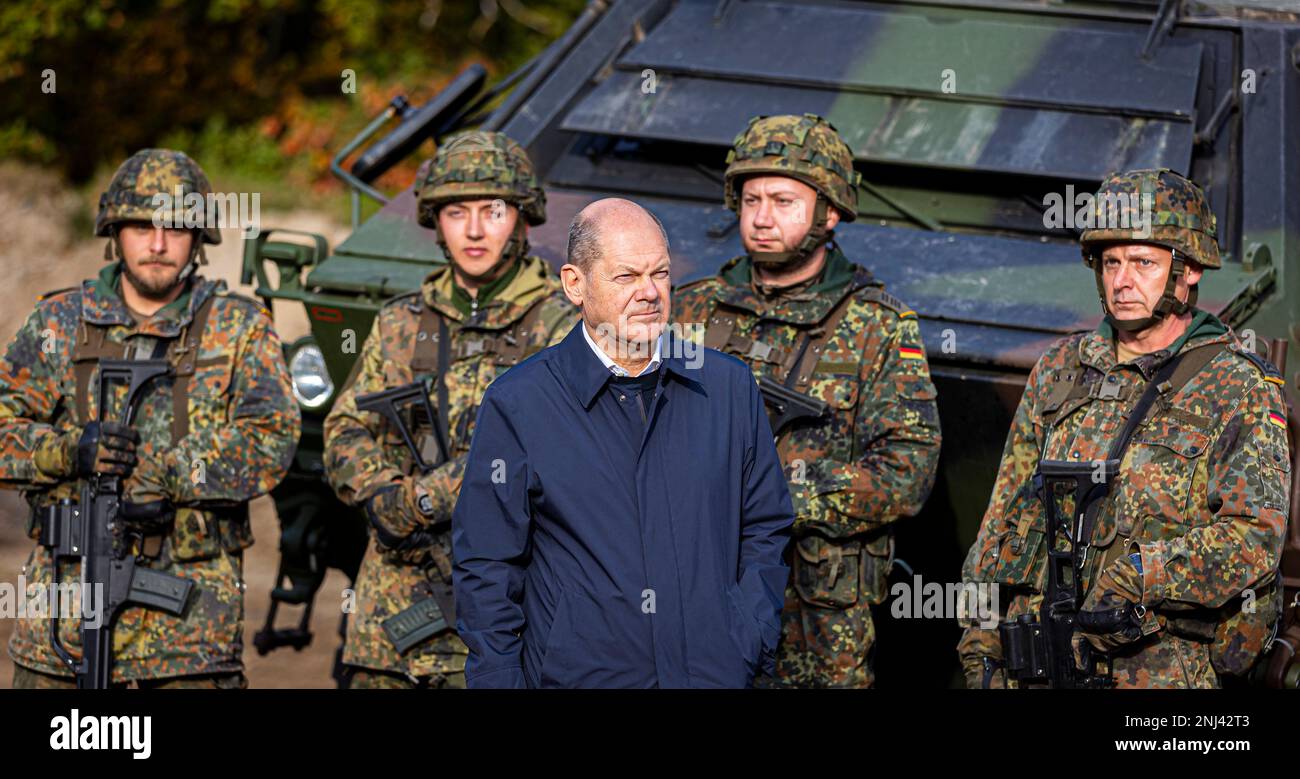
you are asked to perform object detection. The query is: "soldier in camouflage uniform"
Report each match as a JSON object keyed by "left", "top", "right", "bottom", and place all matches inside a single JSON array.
[
  {"left": 324, "top": 131, "right": 577, "bottom": 689},
  {"left": 0, "top": 149, "right": 300, "bottom": 688},
  {"left": 959, "top": 169, "right": 1291, "bottom": 688},
  {"left": 674, "top": 114, "right": 942, "bottom": 688}
]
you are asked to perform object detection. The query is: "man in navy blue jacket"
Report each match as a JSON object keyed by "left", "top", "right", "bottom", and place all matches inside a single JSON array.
[{"left": 452, "top": 198, "right": 794, "bottom": 688}]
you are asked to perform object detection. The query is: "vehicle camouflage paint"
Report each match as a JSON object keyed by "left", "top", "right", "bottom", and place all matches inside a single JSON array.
[{"left": 243, "top": 0, "right": 1300, "bottom": 687}]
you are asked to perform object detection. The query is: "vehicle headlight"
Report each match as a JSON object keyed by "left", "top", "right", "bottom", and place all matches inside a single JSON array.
[{"left": 288, "top": 342, "right": 335, "bottom": 409}]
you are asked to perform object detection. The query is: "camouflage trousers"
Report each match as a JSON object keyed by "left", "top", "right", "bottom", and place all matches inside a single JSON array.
[
  {"left": 12, "top": 664, "right": 248, "bottom": 689},
  {"left": 341, "top": 665, "right": 466, "bottom": 689},
  {"left": 765, "top": 587, "right": 877, "bottom": 688}
]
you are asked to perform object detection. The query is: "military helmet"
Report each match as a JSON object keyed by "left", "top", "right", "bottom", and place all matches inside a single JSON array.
[
  {"left": 1080, "top": 168, "right": 1220, "bottom": 332},
  {"left": 95, "top": 148, "right": 222, "bottom": 245},
  {"left": 723, "top": 113, "right": 860, "bottom": 221},
  {"left": 1079, "top": 168, "right": 1220, "bottom": 270},
  {"left": 415, "top": 130, "right": 546, "bottom": 229}
]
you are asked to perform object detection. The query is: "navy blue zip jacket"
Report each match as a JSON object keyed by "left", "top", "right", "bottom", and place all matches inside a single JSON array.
[{"left": 452, "top": 322, "right": 793, "bottom": 688}]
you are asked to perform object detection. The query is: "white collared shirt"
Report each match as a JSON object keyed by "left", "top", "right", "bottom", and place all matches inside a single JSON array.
[{"left": 582, "top": 322, "right": 662, "bottom": 377}]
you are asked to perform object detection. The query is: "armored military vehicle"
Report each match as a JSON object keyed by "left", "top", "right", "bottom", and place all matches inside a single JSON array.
[{"left": 244, "top": 0, "right": 1300, "bottom": 687}]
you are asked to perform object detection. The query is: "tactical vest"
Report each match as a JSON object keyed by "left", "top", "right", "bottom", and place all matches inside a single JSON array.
[
  {"left": 409, "top": 296, "right": 549, "bottom": 374},
  {"left": 699, "top": 274, "right": 901, "bottom": 609},
  {"left": 700, "top": 275, "right": 896, "bottom": 404},
  {"left": 1033, "top": 339, "right": 1283, "bottom": 676},
  {"left": 402, "top": 294, "right": 550, "bottom": 459},
  {"left": 70, "top": 295, "right": 223, "bottom": 443},
  {"left": 1036, "top": 341, "right": 1223, "bottom": 571},
  {"left": 33, "top": 290, "right": 252, "bottom": 562}
]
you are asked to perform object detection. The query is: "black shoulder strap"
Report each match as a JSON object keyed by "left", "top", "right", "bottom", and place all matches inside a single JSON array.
[
  {"left": 859, "top": 285, "right": 905, "bottom": 315},
  {"left": 1106, "top": 342, "right": 1225, "bottom": 461},
  {"left": 38, "top": 287, "right": 77, "bottom": 302},
  {"left": 1237, "top": 347, "right": 1282, "bottom": 380},
  {"left": 786, "top": 281, "right": 864, "bottom": 389}
]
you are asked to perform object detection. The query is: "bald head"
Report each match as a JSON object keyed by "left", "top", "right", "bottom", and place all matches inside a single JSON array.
[
  {"left": 560, "top": 198, "right": 672, "bottom": 374},
  {"left": 567, "top": 198, "right": 670, "bottom": 276}
]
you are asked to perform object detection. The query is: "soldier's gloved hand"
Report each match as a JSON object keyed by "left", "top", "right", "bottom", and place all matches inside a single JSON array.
[
  {"left": 119, "top": 497, "right": 177, "bottom": 535},
  {"left": 365, "top": 482, "right": 444, "bottom": 565},
  {"left": 364, "top": 480, "right": 440, "bottom": 541},
  {"left": 34, "top": 423, "right": 140, "bottom": 479},
  {"left": 387, "top": 526, "right": 442, "bottom": 567},
  {"left": 960, "top": 654, "right": 1008, "bottom": 689},
  {"left": 74, "top": 422, "right": 140, "bottom": 478},
  {"left": 123, "top": 455, "right": 172, "bottom": 505},
  {"left": 1078, "top": 553, "right": 1157, "bottom": 652}
]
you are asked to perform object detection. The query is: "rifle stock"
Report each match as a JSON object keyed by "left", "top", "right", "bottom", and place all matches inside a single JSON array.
[
  {"left": 757, "top": 376, "right": 829, "bottom": 437},
  {"left": 356, "top": 380, "right": 447, "bottom": 473}
]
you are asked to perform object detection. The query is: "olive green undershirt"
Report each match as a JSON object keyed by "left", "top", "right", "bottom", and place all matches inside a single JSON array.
[
  {"left": 100, "top": 261, "right": 192, "bottom": 323},
  {"left": 725, "top": 243, "right": 856, "bottom": 299},
  {"left": 449, "top": 257, "right": 521, "bottom": 317},
  {"left": 1100, "top": 308, "right": 1227, "bottom": 363}
]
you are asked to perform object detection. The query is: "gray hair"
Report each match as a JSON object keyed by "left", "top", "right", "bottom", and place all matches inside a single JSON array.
[{"left": 566, "top": 203, "right": 670, "bottom": 275}]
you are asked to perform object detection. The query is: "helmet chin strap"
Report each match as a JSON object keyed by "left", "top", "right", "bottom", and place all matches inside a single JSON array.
[
  {"left": 750, "top": 196, "right": 833, "bottom": 268},
  {"left": 176, "top": 233, "right": 206, "bottom": 284},
  {"left": 1093, "top": 249, "right": 1197, "bottom": 333},
  {"left": 438, "top": 220, "right": 527, "bottom": 284}
]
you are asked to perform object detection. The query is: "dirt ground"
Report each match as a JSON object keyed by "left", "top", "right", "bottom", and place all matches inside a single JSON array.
[{"left": 0, "top": 162, "right": 355, "bottom": 688}]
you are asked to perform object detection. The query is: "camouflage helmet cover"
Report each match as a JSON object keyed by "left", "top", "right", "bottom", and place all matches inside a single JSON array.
[
  {"left": 95, "top": 148, "right": 222, "bottom": 245},
  {"left": 415, "top": 130, "right": 546, "bottom": 228},
  {"left": 1079, "top": 168, "right": 1221, "bottom": 269},
  {"left": 724, "top": 113, "right": 861, "bottom": 221}
]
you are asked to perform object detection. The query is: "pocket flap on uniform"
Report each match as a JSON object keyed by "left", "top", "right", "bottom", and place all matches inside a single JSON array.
[
  {"left": 991, "top": 522, "right": 1046, "bottom": 589},
  {"left": 795, "top": 533, "right": 857, "bottom": 564},
  {"left": 1134, "top": 418, "right": 1209, "bottom": 458},
  {"left": 792, "top": 535, "right": 861, "bottom": 608},
  {"left": 190, "top": 355, "right": 233, "bottom": 396},
  {"left": 1261, "top": 442, "right": 1291, "bottom": 473}
]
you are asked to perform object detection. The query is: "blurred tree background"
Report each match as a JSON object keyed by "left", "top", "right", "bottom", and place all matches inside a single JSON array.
[{"left": 0, "top": 0, "right": 587, "bottom": 216}]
